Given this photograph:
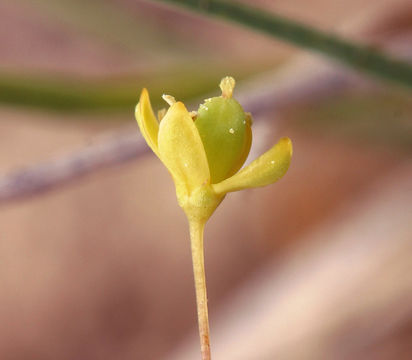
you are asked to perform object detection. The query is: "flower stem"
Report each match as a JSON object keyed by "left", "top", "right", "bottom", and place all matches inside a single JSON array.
[{"left": 189, "top": 220, "right": 211, "bottom": 360}]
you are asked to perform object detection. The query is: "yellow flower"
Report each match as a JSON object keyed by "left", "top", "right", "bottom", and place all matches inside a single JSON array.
[
  {"left": 136, "top": 76, "right": 292, "bottom": 223},
  {"left": 135, "top": 76, "right": 292, "bottom": 360}
]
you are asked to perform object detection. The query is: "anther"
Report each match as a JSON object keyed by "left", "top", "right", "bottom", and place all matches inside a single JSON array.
[{"left": 162, "top": 94, "right": 176, "bottom": 106}]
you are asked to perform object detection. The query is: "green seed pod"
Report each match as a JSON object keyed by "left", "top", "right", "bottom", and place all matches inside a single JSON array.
[{"left": 195, "top": 77, "right": 252, "bottom": 183}]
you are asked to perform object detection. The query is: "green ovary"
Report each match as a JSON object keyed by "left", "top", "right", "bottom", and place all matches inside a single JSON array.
[{"left": 195, "top": 96, "right": 251, "bottom": 183}]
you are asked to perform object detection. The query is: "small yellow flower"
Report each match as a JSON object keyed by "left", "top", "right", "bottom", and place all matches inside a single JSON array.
[
  {"left": 135, "top": 76, "right": 292, "bottom": 360},
  {"left": 135, "top": 76, "right": 292, "bottom": 224}
]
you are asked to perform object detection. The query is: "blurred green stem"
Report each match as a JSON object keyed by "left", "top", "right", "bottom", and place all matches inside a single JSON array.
[
  {"left": 154, "top": 0, "right": 412, "bottom": 89},
  {"left": 0, "top": 75, "right": 137, "bottom": 112}
]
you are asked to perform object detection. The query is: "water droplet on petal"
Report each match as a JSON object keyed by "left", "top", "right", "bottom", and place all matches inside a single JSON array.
[{"left": 229, "top": 128, "right": 235, "bottom": 134}]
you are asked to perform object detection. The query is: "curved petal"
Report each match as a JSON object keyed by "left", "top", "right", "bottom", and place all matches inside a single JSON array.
[
  {"left": 135, "top": 88, "right": 159, "bottom": 156},
  {"left": 212, "top": 137, "right": 292, "bottom": 195},
  {"left": 158, "top": 102, "right": 210, "bottom": 196}
]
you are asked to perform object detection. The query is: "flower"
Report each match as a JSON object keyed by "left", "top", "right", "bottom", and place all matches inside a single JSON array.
[
  {"left": 135, "top": 76, "right": 292, "bottom": 224},
  {"left": 135, "top": 76, "right": 292, "bottom": 359}
]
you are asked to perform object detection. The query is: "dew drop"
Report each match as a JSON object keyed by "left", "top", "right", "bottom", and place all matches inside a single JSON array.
[{"left": 229, "top": 128, "right": 235, "bottom": 134}]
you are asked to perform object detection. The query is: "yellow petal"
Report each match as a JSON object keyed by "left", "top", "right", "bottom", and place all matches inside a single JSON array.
[
  {"left": 158, "top": 101, "right": 210, "bottom": 196},
  {"left": 212, "top": 137, "right": 292, "bottom": 195},
  {"left": 135, "top": 88, "right": 159, "bottom": 156}
]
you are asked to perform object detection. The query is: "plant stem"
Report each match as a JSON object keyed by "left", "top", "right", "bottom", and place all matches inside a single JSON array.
[
  {"left": 189, "top": 220, "right": 211, "bottom": 360},
  {"left": 154, "top": 0, "right": 412, "bottom": 89}
]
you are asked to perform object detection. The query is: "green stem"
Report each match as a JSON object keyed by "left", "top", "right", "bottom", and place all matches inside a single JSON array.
[
  {"left": 154, "top": 0, "right": 412, "bottom": 89},
  {"left": 189, "top": 220, "right": 211, "bottom": 360}
]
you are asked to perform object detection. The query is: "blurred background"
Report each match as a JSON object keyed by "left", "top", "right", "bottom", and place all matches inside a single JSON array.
[{"left": 1, "top": 0, "right": 412, "bottom": 359}]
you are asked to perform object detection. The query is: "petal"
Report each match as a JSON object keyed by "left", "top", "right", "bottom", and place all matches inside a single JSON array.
[
  {"left": 135, "top": 88, "right": 159, "bottom": 156},
  {"left": 158, "top": 101, "right": 210, "bottom": 195},
  {"left": 212, "top": 137, "right": 292, "bottom": 195}
]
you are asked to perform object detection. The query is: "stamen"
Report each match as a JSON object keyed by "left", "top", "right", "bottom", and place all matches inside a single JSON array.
[
  {"left": 157, "top": 108, "right": 167, "bottom": 121},
  {"left": 219, "top": 76, "right": 236, "bottom": 99},
  {"left": 162, "top": 94, "right": 176, "bottom": 106},
  {"left": 189, "top": 111, "right": 198, "bottom": 120}
]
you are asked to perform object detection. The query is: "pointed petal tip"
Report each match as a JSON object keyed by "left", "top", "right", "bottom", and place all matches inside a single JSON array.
[
  {"left": 135, "top": 87, "right": 159, "bottom": 155},
  {"left": 136, "top": 88, "right": 149, "bottom": 111},
  {"left": 141, "top": 87, "right": 149, "bottom": 96},
  {"left": 173, "top": 101, "right": 188, "bottom": 111},
  {"left": 279, "top": 136, "right": 293, "bottom": 156},
  {"left": 279, "top": 136, "right": 292, "bottom": 145},
  {"left": 163, "top": 101, "right": 190, "bottom": 119}
]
